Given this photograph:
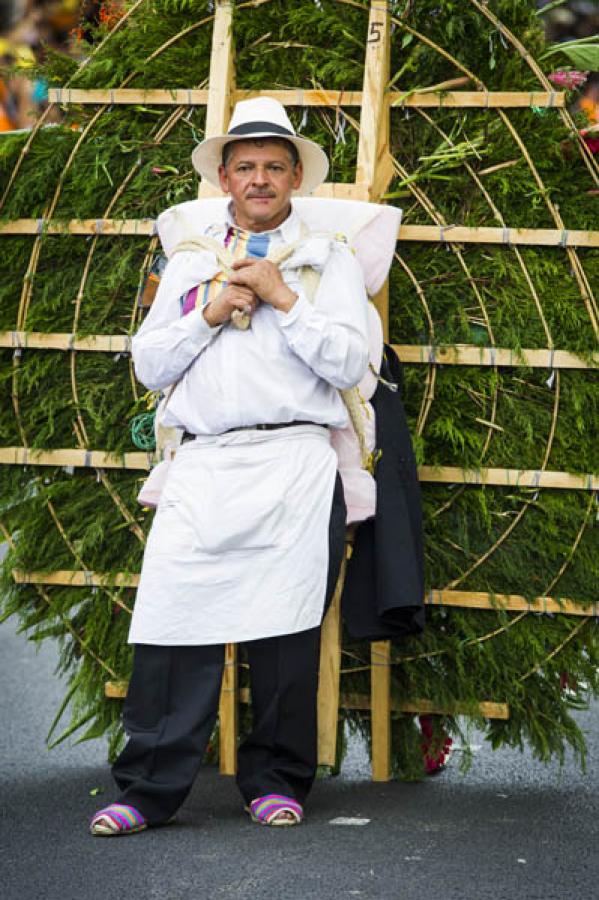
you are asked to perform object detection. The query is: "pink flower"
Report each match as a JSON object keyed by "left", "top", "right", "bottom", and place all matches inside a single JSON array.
[{"left": 548, "top": 69, "right": 589, "bottom": 91}]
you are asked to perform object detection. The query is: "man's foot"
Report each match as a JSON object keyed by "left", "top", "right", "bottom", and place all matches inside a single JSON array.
[
  {"left": 90, "top": 803, "right": 148, "bottom": 836},
  {"left": 247, "top": 794, "right": 303, "bottom": 826}
]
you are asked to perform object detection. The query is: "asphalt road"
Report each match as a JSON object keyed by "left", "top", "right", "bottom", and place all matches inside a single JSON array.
[{"left": 2, "top": 618, "right": 598, "bottom": 900}]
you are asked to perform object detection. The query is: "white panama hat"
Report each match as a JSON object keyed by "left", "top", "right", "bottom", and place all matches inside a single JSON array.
[{"left": 191, "top": 97, "right": 329, "bottom": 195}]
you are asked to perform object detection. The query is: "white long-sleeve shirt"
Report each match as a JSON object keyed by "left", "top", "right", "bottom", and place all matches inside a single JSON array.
[{"left": 132, "top": 206, "right": 369, "bottom": 435}]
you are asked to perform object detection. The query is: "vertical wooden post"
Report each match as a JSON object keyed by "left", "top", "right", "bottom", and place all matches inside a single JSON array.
[
  {"left": 219, "top": 641, "right": 238, "bottom": 776},
  {"left": 199, "top": 0, "right": 235, "bottom": 200},
  {"left": 356, "top": 0, "right": 393, "bottom": 342},
  {"left": 357, "top": 0, "right": 393, "bottom": 780},
  {"left": 356, "top": 0, "right": 391, "bottom": 197},
  {"left": 370, "top": 640, "right": 392, "bottom": 781},
  {"left": 317, "top": 547, "right": 348, "bottom": 766},
  {"left": 202, "top": 0, "right": 239, "bottom": 775}
]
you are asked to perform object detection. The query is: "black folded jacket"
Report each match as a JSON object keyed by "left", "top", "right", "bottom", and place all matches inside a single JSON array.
[{"left": 342, "top": 344, "right": 425, "bottom": 640}]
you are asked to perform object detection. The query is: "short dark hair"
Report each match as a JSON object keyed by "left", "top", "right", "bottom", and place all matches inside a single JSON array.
[{"left": 222, "top": 137, "right": 300, "bottom": 169}]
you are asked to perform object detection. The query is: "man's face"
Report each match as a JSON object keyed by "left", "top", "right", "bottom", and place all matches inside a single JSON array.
[{"left": 218, "top": 139, "right": 303, "bottom": 233}]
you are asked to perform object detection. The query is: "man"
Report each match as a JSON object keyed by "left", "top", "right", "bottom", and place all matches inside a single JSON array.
[{"left": 90, "top": 98, "right": 369, "bottom": 834}]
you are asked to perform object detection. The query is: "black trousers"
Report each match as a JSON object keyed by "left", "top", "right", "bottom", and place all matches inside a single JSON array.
[{"left": 112, "top": 475, "right": 346, "bottom": 825}]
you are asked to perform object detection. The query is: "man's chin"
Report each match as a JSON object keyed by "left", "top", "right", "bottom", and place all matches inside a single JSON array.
[
  {"left": 247, "top": 199, "right": 276, "bottom": 215},
  {"left": 234, "top": 199, "right": 292, "bottom": 231}
]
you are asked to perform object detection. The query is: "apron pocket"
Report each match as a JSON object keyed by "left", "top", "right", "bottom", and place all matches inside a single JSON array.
[{"left": 192, "top": 452, "right": 289, "bottom": 554}]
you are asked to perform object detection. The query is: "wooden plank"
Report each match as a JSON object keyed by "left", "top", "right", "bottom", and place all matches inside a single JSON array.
[
  {"left": 397, "top": 224, "right": 599, "bottom": 248},
  {"left": 12, "top": 569, "right": 141, "bottom": 588},
  {"left": 106, "top": 681, "right": 509, "bottom": 719},
  {"left": 3, "top": 220, "right": 597, "bottom": 248},
  {"left": 205, "top": 1, "right": 237, "bottom": 775},
  {"left": 46, "top": 88, "right": 565, "bottom": 110},
  {"left": 233, "top": 89, "right": 364, "bottom": 107},
  {"left": 0, "top": 447, "right": 152, "bottom": 470},
  {"left": 390, "top": 90, "right": 565, "bottom": 109},
  {"left": 370, "top": 640, "right": 391, "bottom": 781},
  {"left": 0, "top": 219, "right": 156, "bottom": 236},
  {"left": 12, "top": 571, "right": 597, "bottom": 619},
  {"left": 317, "top": 548, "right": 348, "bottom": 767},
  {"left": 417, "top": 466, "right": 599, "bottom": 491},
  {"left": 342, "top": 693, "right": 510, "bottom": 720},
  {"left": 105, "top": 681, "right": 129, "bottom": 699},
  {"left": 356, "top": 0, "right": 392, "bottom": 201},
  {"left": 199, "top": 0, "right": 235, "bottom": 200},
  {"left": 0, "top": 331, "right": 131, "bottom": 353},
  {"left": 313, "top": 182, "right": 369, "bottom": 201},
  {"left": 392, "top": 344, "right": 598, "bottom": 370},
  {"left": 218, "top": 642, "right": 238, "bottom": 776},
  {"left": 2, "top": 333, "right": 596, "bottom": 370},
  {"left": 373, "top": 282, "right": 389, "bottom": 342},
  {"left": 2, "top": 449, "right": 597, "bottom": 489},
  {"left": 48, "top": 88, "right": 210, "bottom": 105},
  {"left": 427, "top": 590, "right": 599, "bottom": 617},
  {"left": 355, "top": 0, "right": 393, "bottom": 343}
]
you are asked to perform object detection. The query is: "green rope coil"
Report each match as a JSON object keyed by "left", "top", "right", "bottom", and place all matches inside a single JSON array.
[{"left": 130, "top": 412, "right": 156, "bottom": 451}]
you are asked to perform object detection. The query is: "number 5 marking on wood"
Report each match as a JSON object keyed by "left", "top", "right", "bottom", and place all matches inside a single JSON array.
[{"left": 367, "top": 21, "right": 384, "bottom": 43}]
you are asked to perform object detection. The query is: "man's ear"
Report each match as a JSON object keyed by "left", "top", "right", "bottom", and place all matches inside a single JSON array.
[
  {"left": 217, "top": 163, "right": 229, "bottom": 193},
  {"left": 292, "top": 160, "right": 303, "bottom": 192}
]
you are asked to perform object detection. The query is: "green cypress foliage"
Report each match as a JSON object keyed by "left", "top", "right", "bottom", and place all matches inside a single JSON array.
[{"left": 1, "top": 0, "right": 597, "bottom": 774}]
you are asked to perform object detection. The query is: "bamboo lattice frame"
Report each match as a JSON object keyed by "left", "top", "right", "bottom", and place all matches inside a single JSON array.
[{"left": 2, "top": 0, "right": 598, "bottom": 780}]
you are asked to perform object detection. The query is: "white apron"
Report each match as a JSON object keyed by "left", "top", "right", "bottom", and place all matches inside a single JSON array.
[{"left": 128, "top": 425, "right": 338, "bottom": 645}]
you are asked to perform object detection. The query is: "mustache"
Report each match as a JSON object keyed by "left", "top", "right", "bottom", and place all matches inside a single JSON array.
[{"left": 246, "top": 192, "right": 276, "bottom": 198}]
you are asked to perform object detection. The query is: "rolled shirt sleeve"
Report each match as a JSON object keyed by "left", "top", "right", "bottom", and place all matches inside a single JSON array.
[{"left": 275, "top": 242, "right": 369, "bottom": 389}]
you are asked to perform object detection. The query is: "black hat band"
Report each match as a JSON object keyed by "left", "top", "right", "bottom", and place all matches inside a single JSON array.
[{"left": 227, "top": 121, "right": 295, "bottom": 137}]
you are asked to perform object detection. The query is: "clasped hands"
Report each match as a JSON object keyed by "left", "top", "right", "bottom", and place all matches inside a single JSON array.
[{"left": 202, "top": 259, "right": 298, "bottom": 328}]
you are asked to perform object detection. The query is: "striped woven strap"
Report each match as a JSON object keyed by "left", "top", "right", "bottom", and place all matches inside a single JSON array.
[
  {"left": 90, "top": 803, "right": 146, "bottom": 831},
  {"left": 249, "top": 794, "right": 303, "bottom": 824}
]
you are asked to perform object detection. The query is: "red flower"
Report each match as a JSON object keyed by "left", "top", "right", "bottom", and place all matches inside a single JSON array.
[
  {"left": 419, "top": 714, "right": 453, "bottom": 775},
  {"left": 580, "top": 127, "right": 599, "bottom": 155}
]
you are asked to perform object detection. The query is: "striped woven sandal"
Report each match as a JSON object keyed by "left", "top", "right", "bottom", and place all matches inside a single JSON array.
[
  {"left": 247, "top": 794, "right": 304, "bottom": 827},
  {"left": 90, "top": 803, "right": 148, "bottom": 836}
]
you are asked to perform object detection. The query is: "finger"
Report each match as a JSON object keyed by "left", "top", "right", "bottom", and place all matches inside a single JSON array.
[
  {"left": 228, "top": 270, "right": 255, "bottom": 287},
  {"left": 227, "top": 287, "right": 257, "bottom": 305},
  {"left": 230, "top": 297, "right": 257, "bottom": 312},
  {"left": 232, "top": 285, "right": 257, "bottom": 302},
  {"left": 231, "top": 258, "right": 257, "bottom": 270},
  {"left": 221, "top": 283, "right": 255, "bottom": 301}
]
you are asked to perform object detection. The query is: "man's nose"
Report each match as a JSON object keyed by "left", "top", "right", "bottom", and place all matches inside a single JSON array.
[{"left": 251, "top": 167, "right": 270, "bottom": 186}]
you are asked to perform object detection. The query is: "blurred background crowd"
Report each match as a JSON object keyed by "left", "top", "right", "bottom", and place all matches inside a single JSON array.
[
  {"left": 0, "top": 0, "right": 597, "bottom": 131},
  {"left": 0, "top": 1, "right": 115, "bottom": 129}
]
